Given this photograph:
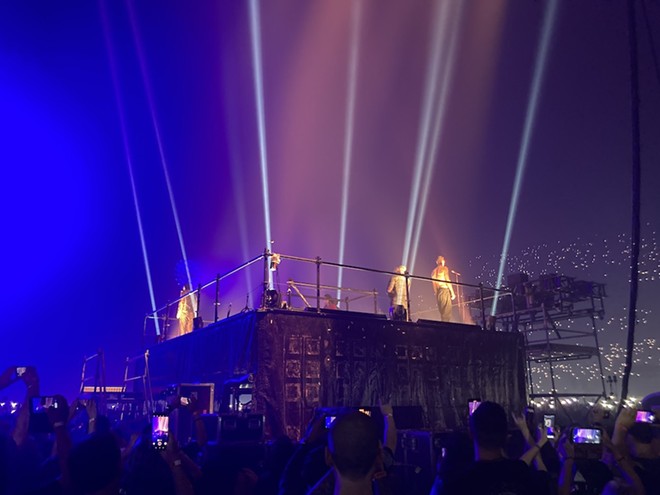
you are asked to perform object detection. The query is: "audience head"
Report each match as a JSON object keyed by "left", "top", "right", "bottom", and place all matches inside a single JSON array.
[
  {"left": 469, "top": 401, "right": 508, "bottom": 451},
  {"left": 327, "top": 410, "right": 381, "bottom": 482},
  {"left": 68, "top": 432, "right": 121, "bottom": 494}
]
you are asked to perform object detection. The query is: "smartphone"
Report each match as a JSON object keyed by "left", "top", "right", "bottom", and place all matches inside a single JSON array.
[
  {"left": 31, "top": 396, "right": 59, "bottom": 413},
  {"left": 14, "top": 367, "right": 27, "bottom": 381},
  {"left": 151, "top": 413, "right": 169, "bottom": 450},
  {"left": 572, "top": 427, "right": 603, "bottom": 460},
  {"left": 635, "top": 410, "right": 655, "bottom": 423},
  {"left": 468, "top": 399, "right": 481, "bottom": 416},
  {"left": 543, "top": 414, "right": 556, "bottom": 439},
  {"left": 572, "top": 427, "right": 602, "bottom": 444},
  {"left": 29, "top": 396, "right": 59, "bottom": 434},
  {"left": 324, "top": 415, "right": 337, "bottom": 429}
]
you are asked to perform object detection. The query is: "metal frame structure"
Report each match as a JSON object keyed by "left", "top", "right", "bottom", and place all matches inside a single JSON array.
[
  {"left": 491, "top": 274, "right": 608, "bottom": 402},
  {"left": 122, "top": 350, "right": 154, "bottom": 418}
]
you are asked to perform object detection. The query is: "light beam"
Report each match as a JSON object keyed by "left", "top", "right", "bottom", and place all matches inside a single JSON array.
[
  {"left": 409, "top": 0, "right": 463, "bottom": 275},
  {"left": 126, "top": 0, "right": 194, "bottom": 296},
  {"left": 99, "top": 0, "right": 160, "bottom": 334},
  {"left": 492, "top": 0, "right": 559, "bottom": 314},
  {"left": 401, "top": 0, "right": 451, "bottom": 269},
  {"left": 336, "top": 0, "right": 362, "bottom": 305},
  {"left": 249, "top": 0, "right": 274, "bottom": 288}
]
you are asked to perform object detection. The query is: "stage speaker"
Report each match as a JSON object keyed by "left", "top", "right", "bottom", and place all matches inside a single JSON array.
[
  {"left": 177, "top": 383, "right": 215, "bottom": 414},
  {"left": 392, "top": 406, "right": 425, "bottom": 429},
  {"left": 395, "top": 430, "right": 436, "bottom": 495}
]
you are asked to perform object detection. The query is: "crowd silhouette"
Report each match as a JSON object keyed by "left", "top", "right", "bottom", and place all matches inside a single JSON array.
[{"left": 0, "top": 366, "right": 658, "bottom": 495}]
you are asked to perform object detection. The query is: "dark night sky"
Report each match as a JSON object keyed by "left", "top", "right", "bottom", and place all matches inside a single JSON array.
[{"left": 1, "top": 0, "right": 658, "bottom": 402}]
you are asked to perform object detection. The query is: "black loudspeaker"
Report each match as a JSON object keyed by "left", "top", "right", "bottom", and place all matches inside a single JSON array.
[
  {"left": 394, "top": 430, "right": 436, "bottom": 495},
  {"left": 392, "top": 406, "right": 425, "bottom": 429},
  {"left": 219, "top": 414, "right": 264, "bottom": 443}
]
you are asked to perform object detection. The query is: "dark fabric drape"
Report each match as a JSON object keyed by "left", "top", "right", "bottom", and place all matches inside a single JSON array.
[{"left": 149, "top": 310, "right": 527, "bottom": 440}]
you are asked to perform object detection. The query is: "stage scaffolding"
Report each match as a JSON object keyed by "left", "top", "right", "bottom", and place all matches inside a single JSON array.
[{"left": 468, "top": 274, "right": 609, "bottom": 403}]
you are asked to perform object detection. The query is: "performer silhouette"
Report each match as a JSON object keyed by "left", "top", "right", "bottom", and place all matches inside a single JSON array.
[{"left": 431, "top": 256, "right": 455, "bottom": 322}]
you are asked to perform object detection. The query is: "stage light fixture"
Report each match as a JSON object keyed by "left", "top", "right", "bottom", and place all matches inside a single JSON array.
[{"left": 264, "top": 289, "right": 280, "bottom": 308}]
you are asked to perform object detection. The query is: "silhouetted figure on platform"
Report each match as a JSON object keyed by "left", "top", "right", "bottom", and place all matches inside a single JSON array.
[{"left": 432, "top": 256, "right": 455, "bottom": 322}]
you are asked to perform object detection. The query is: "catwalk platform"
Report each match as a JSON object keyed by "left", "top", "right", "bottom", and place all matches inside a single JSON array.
[{"left": 147, "top": 308, "right": 527, "bottom": 439}]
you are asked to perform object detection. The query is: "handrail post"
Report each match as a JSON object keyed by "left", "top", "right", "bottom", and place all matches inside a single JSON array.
[
  {"left": 511, "top": 289, "right": 518, "bottom": 332},
  {"left": 196, "top": 284, "right": 202, "bottom": 318},
  {"left": 262, "top": 248, "right": 270, "bottom": 308},
  {"left": 479, "top": 283, "right": 486, "bottom": 330},
  {"left": 404, "top": 271, "right": 411, "bottom": 322},
  {"left": 316, "top": 256, "right": 322, "bottom": 313},
  {"left": 163, "top": 303, "right": 170, "bottom": 342},
  {"left": 214, "top": 275, "right": 220, "bottom": 322}
]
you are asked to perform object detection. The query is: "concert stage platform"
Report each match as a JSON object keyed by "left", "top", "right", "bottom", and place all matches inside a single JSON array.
[{"left": 147, "top": 309, "right": 527, "bottom": 439}]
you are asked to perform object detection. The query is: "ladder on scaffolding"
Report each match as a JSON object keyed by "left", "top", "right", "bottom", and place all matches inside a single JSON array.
[
  {"left": 79, "top": 350, "right": 107, "bottom": 414},
  {"left": 123, "top": 350, "right": 154, "bottom": 418}
]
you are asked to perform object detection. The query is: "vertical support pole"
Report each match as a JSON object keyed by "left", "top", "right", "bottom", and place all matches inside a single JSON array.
[
  {"left": 164, "top": 303, "right": 170, "bottom": 342},
  {"left": 591, "top": 312, "right": 608, "bottom": 399},
  {"left": 479, "top": 283, "right": 486, "bottom": 329},
  {"left": 511, "top": 290, "right": 518, "bottom": 332},
  {"left": 315, "top": 257, "right": 322, "bottom": 313},
  {"left": 196, "top": 284, "right": 202, "bottom": 318},
  {"left": 214, "top": 275, "right": 220, "bottom": 322},
  {"left": 404, "top": 271, "right": 411, "bottom": 322},
  {"left": 262, "top": 248, "right": 270, "bottom": 309}
]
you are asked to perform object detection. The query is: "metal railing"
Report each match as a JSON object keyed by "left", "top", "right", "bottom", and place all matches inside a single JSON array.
[{"left": 144, "top": 250, "right": 515, "bottom": 341}]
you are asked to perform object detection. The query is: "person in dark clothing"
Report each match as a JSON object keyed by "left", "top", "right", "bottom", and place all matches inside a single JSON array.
[{"left": 437, "top": 401, "right": 549, "bottom": 495}]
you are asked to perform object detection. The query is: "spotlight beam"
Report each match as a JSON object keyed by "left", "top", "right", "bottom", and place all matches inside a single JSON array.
[
  {"left": 126, "top": 0, "right": 194, "bottom": 296},
  {"left": 402, "top": 0, "right": 451, "bottom": 268},
  {"left": 249, "top": 0, "right": 273, "bottom": 288},
  {"left": 408, "top": 0, "right": 463, "bottom": 275},
  {"left": 336, "top": 0, "right": 362, "bottom": 305},
  {"left": 99, "top": 0, "right": 160, "bottom": 334},
  {"left": 492, "top": 0, "right": 559, "bottom": 315}
]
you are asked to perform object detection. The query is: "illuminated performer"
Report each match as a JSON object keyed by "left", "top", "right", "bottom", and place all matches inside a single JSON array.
[
  {"left": 176, "top": 284, "right": 195, "bottom": 337},
  {"left": 432, "top": 256, "right": 455, "bottom": 321},
  {"left": 387, "top": 265, "right": 410, "bottom": 321}
]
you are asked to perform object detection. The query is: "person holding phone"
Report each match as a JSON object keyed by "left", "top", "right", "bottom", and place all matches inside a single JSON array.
[
  {"left": 439, "top": 401, "right": 546, "bottom": 495},
  {"left": 612, "top": 408, "right": 660, "bottom": 495}
]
